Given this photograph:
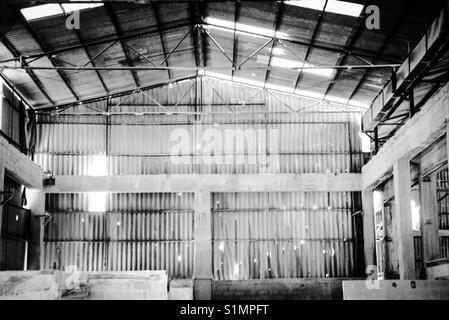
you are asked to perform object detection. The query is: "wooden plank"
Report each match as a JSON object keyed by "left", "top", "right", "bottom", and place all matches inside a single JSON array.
[
  {"left": 362, "top": 188, "right": 376, "bottom": 274},
  {"left": 419, "top": 174, "right": 440, "bottom": 264},
  {"left": 363, "top": 83, "right": 449, "bottom": 189},
  {"left": 193, "top": 191, "right": 211, "bottom": 300},
  {"left": 393, "top": 157, "right": 416, "bottom": 279},
  {"left": 0, "top": 135, "right": 43, "bottom": 190},
  {"left": 44, "top": 173, "right": 362, "bottom": 193}
]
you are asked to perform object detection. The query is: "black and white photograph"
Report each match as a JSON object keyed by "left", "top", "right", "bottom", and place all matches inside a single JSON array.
[{"left": 0, "top": 0, "right": 448, "bottom": 310}]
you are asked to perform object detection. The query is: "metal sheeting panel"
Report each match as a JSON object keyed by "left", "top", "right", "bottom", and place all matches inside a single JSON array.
[
  {"left": 211, "top": 192, "right": 357, "bottom": 280},
  {"left": 42, "top": 242, "right": 106, "bottom": 272},
  {"left": 34, "top": 78, "right": 364, "bottom": 176},
  {"left": 36, "top": 124, "right": 106, "bottom": 154},
  {"left": 43, "top": 193, "right": 194, "bottom": 278},
  {"left": 34, "top": 121, "right": 362, "bottom": 175}
]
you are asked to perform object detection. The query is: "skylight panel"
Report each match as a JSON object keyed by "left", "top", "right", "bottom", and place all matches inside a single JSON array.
[
  {"left": 286, "top": 0, "right": 363, "bottom": 17},
  {"left": 21, "top": 4, "right": 64, "bottom": 21},
  {"left": 271, "top": 48, "right": 286, "bottom": 56},
  {"left": 204, "top": 17, "right": 287, "bottom": 38},
  {"left": 270, "top": 57, "right": 334, "bottom": 77},
  {"left": 61, "top": 3, "right": 104, "bottom": 13},
  {"left": 21, "top": 2, "right": 104, "bottom": 21}
]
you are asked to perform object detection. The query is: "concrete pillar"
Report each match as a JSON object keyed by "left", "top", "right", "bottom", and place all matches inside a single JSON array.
[
  {"left": 362, "top": 188, "right": 376, "bottom": 275},
  {"left": 193, "top": 190, "right": 212, "bottom": 300},
  {"left": 27, "top": 190, "right": 45, "bottom": 270},
  {"left": 393, "top": 157, "right": 416, "bottom": 279}
]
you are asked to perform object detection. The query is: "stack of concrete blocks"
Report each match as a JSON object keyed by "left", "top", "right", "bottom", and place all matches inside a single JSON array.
[
  {"left": 0, "top": 270, "right": 171, "bottom": 300},
  {"left": 342, "top": 280, "right": 449, "bottom": 300},
  {"left": 168, "top": 279, "right": 193, "bottom": 300},
  {"left": 86, "top": 271, "right": 168, "bottom": 300},
  {"left": 0, "top": 271, "right": 63, "bottom": 300},
  {"left": 212, "top": 279, "right": 346, "bottom": 300}
]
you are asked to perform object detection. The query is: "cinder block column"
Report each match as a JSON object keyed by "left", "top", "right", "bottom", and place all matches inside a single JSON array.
[
  {"left": 193, "top": 190, "right": 212, "bottom": 300},
  {"left": 362, "top": 188, "right": 376, "bottom": 274},
  {"left": 393, "top": 157, "right": 416, "bottom": 279},
  {"left": 27, "top": 190, "right": 45, "bottom": 270}
]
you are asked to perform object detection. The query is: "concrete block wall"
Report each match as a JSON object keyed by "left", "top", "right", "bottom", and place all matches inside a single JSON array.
[
  {"left": 343, "top": 280, "right": 449, "bottom": 300},
  {"left": 0, "top": 270, "right": 169, "bottom": 300},
  {"left": 86, "top": 271, "right": 168, "bottom": 300},
  {"left": 169, "top": 279, "right": 193, "bottom": 300},
  {"left": 211, "top": 278, "right": 348, "bottom": 300},
  {"left": 0, "top": 270, "right": 63, "bottom": 300}
]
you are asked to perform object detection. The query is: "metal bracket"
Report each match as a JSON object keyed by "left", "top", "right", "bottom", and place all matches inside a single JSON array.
[{"left": 0, "top": 191, "right": 14, "bottom": 207}]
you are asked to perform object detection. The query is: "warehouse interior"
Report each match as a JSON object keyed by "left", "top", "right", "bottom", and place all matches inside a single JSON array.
[{"left": 0, "top": 0, "right": 449, "bottom": 300}]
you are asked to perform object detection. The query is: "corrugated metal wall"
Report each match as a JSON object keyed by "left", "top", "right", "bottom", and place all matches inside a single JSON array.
[
  {"left": 211, "top": 191, "right": 360, "bottom": 280},
  {"left": 36, "top": 78, "right": 364, "bottom": 279},
  {"left": 35, "top": 78, "right": 364, "bottom": 176},
  {"left": 42, "top": 193, "right": 194, "bottom": 278}
]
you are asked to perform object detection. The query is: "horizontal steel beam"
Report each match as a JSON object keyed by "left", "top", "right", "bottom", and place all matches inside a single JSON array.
[
  {"left": 5, "top": 64, "right": 400, "bottom": 72},
  {"left": 44, "top": 173, "right": 363, "bottom": 193}
]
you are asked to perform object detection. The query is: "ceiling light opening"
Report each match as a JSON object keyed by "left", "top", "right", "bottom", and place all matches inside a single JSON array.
[
  {"left": 21, "top": 2, "right": 103, "bottom": 21},
  {"left": 286, "top": 0, "right": 363, "bottom": 17},
  {"left": 204, "top": 17, "right": 287, "bottom": 38}
]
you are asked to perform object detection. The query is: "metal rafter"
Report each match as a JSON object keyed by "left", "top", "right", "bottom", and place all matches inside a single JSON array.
[
  {"left": 60, "top": 7, "right": 109, "bottom": 94},
  {"left": 203, "top": 29, "right": 234, "bottom": 66},
  {"left": 105, "top": 3, "right": 140, "bottom": 87},
  {"left": 199, "top": 2, "right": 207, "bottom": 68},
  {"left": 152, "top": 3, "right": 171, "bottom": 80},
  {"left": 347, "top": 2, "right": 414, "bottom": 102},
  {"left": 189, "top": 2, "right": 200, "bottom": 70},
  {"left": 19, "top": 22, "right": 193, "bottom": 62},
  {"left": 202, "top": 21, "right": 403, "bottom": 64},
  {"left": 231, "top": 1, "right": 241, "bottom": 79},
  {"left": 0, "top": 34, "right": 55, "bottom": 105},
  {"left": 37, "top": 75, "right": 198, "bottom": 111},
  {"left": 323, "top": 8, "right": 366, "bottom": 97},
  {"left": 263, "top": 1, "right": 284, "bottom": 87},
  {"left": 294, "top": 0, "right": 328, "bottom": 91},
  {"left": 10, "top": 4, "right": 79, "bottom": 101}
]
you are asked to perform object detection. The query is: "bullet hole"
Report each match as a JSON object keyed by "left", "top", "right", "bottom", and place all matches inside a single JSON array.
[
  {"left": 392, "top": 282, "right": 397, "bottom": 288},
  {"left": 410, "top": 281, "right": 416, "bottom": 289}
]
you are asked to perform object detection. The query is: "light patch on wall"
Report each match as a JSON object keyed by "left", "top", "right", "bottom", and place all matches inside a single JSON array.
[
  {"left": 359, "top": 132, "right": 371, "bottom": 153},
  {"left": 88, "top": 155, "right": 107, "bottom": 176},
  {"left": 373, "top": 190, "right": 383, "bottom": 211},
  {"left": 411, "top": 199, "right": 420, "bottom": 231},
  {"left": 88, "top": 192, "right": 107, "bottom": 212}
]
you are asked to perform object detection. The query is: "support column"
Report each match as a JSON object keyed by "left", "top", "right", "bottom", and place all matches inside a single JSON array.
[
  {"left": 420, "top": 174, "right": 440, "bottom": 265},
  {"left": 393, "top": 157, "right": 416, "bottom": 279},
  {"left": 193, "top": 190, "right": 212, "bottom": 300},
  {"left": 27, "top": 190, "right": 45, "bottom": 270},
  {"left": 362, "top": 188, "right": 376, "bottom": 274},
  {"left": 0, "top": 162, "right": 4, "bottom": 243}
]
